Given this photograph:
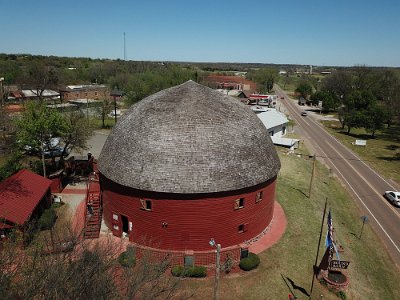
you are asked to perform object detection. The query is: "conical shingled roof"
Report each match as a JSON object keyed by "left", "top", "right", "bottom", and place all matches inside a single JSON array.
[{"left": 98, "top": 81, "right": 280, "bottom": 194}]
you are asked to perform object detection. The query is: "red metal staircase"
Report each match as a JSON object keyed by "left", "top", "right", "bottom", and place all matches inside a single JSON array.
[{"left": 83, "top": 172, "right": 102, "bottom": 239}]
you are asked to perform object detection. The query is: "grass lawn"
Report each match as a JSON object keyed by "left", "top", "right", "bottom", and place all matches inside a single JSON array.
[
  {"left": 321, "top": 121, "right": 400, "bottom": 185},
  {"left": 181, "top": 152, "right": 400, "bottom": 299}
]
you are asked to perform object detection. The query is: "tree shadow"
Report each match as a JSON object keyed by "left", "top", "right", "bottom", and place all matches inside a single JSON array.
[
  {"left": 377, "top": 156, "right": 400, "bottom": 162},
  {"left": 385, "top": 144, "right": 399, "bottom": 151},
  {"left": 290, "top": 187, "right": 308, "bottom": 198},
  {"left": 281, "top": 273, "right": 310, "bottom": 298}
]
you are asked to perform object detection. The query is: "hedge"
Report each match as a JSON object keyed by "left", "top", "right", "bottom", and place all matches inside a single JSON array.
[
  {"left": 239, "top": 252, "right": 260, "bottom": 271},
  {"left": 171, "top": 265, "right": 207, "bottom": 278}
]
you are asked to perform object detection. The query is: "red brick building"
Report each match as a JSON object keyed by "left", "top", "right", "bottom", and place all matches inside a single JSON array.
[
  {"left": 60, "top": 84, "right": 109, "bottom": 101},
  {"left": 202, "top": 74, "right": 257, "bottom": 91},
  {"left": 98, "top": 81, "right": 280, "bottom": 264}
]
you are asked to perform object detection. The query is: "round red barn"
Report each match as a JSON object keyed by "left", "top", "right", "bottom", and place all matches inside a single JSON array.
[{"left": 98, "top": 81, "right": 281, "bottom": 253}]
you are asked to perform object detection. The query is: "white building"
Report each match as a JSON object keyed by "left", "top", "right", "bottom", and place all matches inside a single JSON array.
[
  {"left": 252, "top": 107, "right": 299, "bottom": 149},
  {"left": 255, "top": 108, "right": 288, "bottom": 137}
]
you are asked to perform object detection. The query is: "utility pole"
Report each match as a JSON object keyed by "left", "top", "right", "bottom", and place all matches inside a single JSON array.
[
  {"left": 310, "top": 198, "right": 328, "bottom": 298},
  {"left": 124, "top": 32, "right": 126, "bottom": 61},
  {"left": 309, "top": 154, "right": 316, "bottom": 198}
]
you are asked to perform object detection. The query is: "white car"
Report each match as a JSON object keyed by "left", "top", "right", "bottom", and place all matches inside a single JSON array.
[{"left": 384, "top": 191, "right": 400, "bottom": 206}]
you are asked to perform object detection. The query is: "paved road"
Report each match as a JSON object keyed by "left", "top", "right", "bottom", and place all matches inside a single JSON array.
[
  {"left": 70, "top": 130, "right": 110, "bottom": 159},
  {"left": 275, "top": 85, "right": 400, "bottom": 268}
]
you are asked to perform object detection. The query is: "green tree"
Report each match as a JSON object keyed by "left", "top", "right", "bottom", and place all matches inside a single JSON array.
[
  {"left": 365, "top": 104, "right": 387, "bottom": 138},
  {"left": 343, "top": 110, "right": 367, "bottom": 134},
  {"left": 320, "top": 70, "right": 353, "bottom": 105},
  {"left": 344, "top": 90, "right": 376, "bottom": 111},
  {"left": 16, "top": 102, "right": 67, "bottom": 176},
  {"left": 57, "top": 110, "right": 93, "bottom": 169},
  {"left": 376, "top": 70, "right": 400, "bottom": 127},
  {"left": 295, "top": 81, "right": 313, "bottom": 99},
  {"left": 20, "top": 62, "right": 59, "bottom": 101},
  {"left": 246, "top": 68, "right": 278, "bottom": 93},
  {"left": 310, "top": 90, "right": 339, "bottom": 112}
]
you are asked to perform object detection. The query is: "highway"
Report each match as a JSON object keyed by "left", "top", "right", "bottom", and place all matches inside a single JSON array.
[{"left": 274, "top": 85, "right": 400, "bottom": 268}]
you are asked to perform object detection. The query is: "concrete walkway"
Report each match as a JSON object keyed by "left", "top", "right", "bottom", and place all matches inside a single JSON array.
[{"left": 248, "top": 201, "right": 287, "bottom": 254}]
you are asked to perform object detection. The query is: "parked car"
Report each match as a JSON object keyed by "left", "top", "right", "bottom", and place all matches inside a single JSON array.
[
  {"left": 42, "top": 146, "right": 70, "bottom": 158},
  {"left": 108, "top": 109, "right": 121, "bottom": 117},
  {"left": 384, "top": 191, "right": 400, "bottom": 206},
  {"left": 301, "top": 112, "right": 308, "bottom": 116}
]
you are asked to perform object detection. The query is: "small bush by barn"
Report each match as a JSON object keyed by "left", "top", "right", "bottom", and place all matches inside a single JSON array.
[
  {"left": 118, "top": 247, "right": 136, "bottom": 268},
  {"left": 171, "top": 265, "right": 207, "bottom": 278},
  {"left": 239, "top": 252, "right": 260, "bottom": 271},
  {"left": 38, "top": 208, "right": 57, "bottom": 230}
]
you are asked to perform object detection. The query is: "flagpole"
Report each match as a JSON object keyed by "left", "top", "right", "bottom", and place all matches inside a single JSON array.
[{"left": 309, "top": 197, "right": 328, "bottom": 298}]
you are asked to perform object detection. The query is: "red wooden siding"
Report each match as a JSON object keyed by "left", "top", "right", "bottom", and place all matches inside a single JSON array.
[{"left": 101, "top": 175, "right": 276, "bottom": 251}]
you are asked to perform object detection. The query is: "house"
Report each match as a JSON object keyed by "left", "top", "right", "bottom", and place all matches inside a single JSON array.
[
  {"left": 21, "top": 89, "right": 60, "bottom": 100},
  {"left": 0, "top": 169, "right": 52, "bottom": 241},
  {"left": 8, "top": 89, "right": 59, "bottom": 102}
]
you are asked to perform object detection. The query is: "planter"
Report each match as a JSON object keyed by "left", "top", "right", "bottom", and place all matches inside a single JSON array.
[{"left": 322, "top": 270, "right": 349, "bottom": 291}]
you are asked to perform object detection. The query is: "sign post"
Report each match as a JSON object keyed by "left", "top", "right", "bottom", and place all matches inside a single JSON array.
[{"left": 359, "top": 215, "right": 369, "bottom": 240}]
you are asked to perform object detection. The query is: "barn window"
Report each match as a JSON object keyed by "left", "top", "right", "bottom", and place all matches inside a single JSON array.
[
  {"left": 234, "top": 198, "right": 245, "bottom": 210},
  {"left": 256, "top": 191, "right": 263, "bottom": 203},
  {"left": 238, "top": 223, "right": 248, "bottom": 233},
  {"left": 113, "top": 214, "right": 118, "bottom": 221},
  {"left": 113, "top": 225, "right": 119, "bottom": 230},
  {"left": 140, "top": 199, "right": 152, "bottom": 211}
]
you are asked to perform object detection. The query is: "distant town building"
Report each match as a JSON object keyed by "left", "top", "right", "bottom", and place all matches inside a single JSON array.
[
  {"left": 60, "top": 84, "right": 109, "bottom": 101},
  {"left": 8, "top": 89, "right": 59, "bottom": 101},
  {"left": 202, "top": 74, "right": 257, "bottom": 91}
]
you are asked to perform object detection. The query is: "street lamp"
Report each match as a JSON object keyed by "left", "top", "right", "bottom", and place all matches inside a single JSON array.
[
  {"left": 0, "top": 77, "right": 4, "bottom": 107},
  {"left": 110, "top": 88, "right": 123, "bottom": 124},
  {"left": 209, "top": 238, "right": 221, "bottom": 300}
]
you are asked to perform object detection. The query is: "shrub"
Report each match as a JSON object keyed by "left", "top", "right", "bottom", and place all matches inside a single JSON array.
[
  {"left": 171, "top": 265, "right": 207, "bottom": 278},
  {"left": 171, "top": 265, "right": 185, "bottom": 277},
  {"left": 337, "top": 291, "right": 347, "bottom": 300},
  {"left": 38, "top": 208, "right": 57, "bottom": 230},
  {"left": 239, "top": 252, "right": 260, "bottom": 271},
  {"left": 51, "top": 202, "right": 62, "bottom": 209},
  {"left": 118, "top": 248, "right": 136, "bottom": 268},
  {"left": 189, "top": 266, "right": 207, "bottom": 278}
]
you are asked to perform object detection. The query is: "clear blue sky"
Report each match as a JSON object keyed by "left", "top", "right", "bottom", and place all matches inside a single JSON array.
[{"left": 1, "top": 0, "right": 399, "bottom": 67}]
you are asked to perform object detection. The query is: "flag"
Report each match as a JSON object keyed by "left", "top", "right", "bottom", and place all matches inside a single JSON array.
[
  {"left": 325, "top": 210, "right": 333, "bottom": 248},
  {"left": 325, "top": 209, "right": 340, "bottom": 260}
]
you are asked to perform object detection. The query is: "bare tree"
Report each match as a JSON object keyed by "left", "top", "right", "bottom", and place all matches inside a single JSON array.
[{"left": 0, "top": 223, "right": 192, "bottom": 300}]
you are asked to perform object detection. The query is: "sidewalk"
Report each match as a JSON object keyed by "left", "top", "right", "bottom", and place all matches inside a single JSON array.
[{"left": 249, "top": 201, "right": 287, "bottom": 254}]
